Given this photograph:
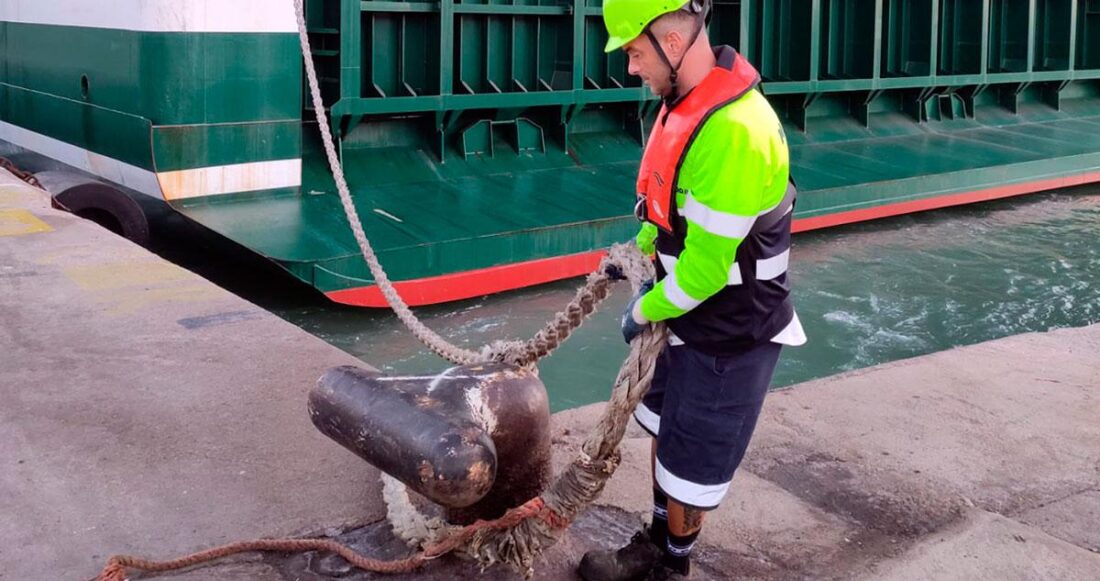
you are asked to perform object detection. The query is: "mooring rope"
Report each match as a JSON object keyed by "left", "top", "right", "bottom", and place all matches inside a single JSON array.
[{"left": 88, "top": 2, "right": 665, "bottom": 578}]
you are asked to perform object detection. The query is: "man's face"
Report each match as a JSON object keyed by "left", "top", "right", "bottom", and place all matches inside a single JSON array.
[{"left": 624, "top": 35, "right": 671, "bottom": 97}]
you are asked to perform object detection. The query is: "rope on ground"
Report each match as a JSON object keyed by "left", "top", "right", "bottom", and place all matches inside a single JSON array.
[
  {"left": 92, "top": 497, "right": 551, "bottom": 581},
  {"left": 0, "top": 156, "right": 42, "bottom": 190}
]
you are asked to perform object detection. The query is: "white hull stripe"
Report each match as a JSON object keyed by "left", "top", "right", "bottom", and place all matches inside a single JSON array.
[
  {"left": 756, "top": 249, "right": 790, "bottom": 280},
  {"left": 159, "top": 159, "right": 302, "bottom": 200},
  {"left": 0, "top": 120, "right": 161, "bottom": 197},
  {"left": 0, "top": 121, "right": 301, "bottom": 200},
  {"left": 655, "top": 458, "right": 730, "bottom": 508},
  {"left": 633, "top": 403, "right": 661, "bottom": 435},
  {"left": 682, "top": 194, "right": 757, "bottom": 239},
  {"left": 663, "top": 272, "right": 703, "bottom": 312},
  {"left": 2, "top": 1, "right": 297, "bottom": 33}
]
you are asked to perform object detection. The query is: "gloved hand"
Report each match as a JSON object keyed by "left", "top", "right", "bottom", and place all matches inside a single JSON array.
[
  {"left": 621, "top": 279, "right": 654, "bottom": 344},
  {"left": 604, "top": 263, "right": 627, "bottom": 281}
]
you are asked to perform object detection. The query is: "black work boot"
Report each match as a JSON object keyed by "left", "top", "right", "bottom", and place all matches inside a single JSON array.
[
  {"left": 578, "top": 527, "right": 665, "bottom": 581},
  {"left": 644, "top": 562, "right": 690, "bottom": 580}
]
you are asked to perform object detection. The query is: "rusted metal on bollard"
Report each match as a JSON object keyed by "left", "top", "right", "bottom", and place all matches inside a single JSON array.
[
  {"left": 309, "top": 363, "right": 551, "bottom": 522},
  {"left": 443, "top": 364, "right": 552, "bottom": 525}
]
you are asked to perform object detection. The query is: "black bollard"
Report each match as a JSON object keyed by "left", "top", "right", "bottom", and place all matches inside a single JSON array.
[{"left": 309, "top": 363, "right": 551, "bottom": 522}]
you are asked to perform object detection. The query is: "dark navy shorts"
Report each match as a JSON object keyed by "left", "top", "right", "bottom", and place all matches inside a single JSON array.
[{"left": 633, "top": 340, "right": 782, "bottom": 510}]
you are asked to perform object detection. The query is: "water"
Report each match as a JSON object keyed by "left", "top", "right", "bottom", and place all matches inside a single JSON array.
[{"left": 157, "top": 190, "right": 1100, "bottom": 412}]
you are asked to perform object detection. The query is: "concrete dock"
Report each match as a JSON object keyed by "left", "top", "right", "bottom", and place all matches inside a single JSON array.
[{"left": 2, "top": 170, "right": 1098, "bottom": 580}]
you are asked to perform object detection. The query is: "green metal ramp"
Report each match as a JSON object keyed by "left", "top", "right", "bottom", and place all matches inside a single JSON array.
[{"left": 169, "top": 0, "right": 1100, "bottom": 305}]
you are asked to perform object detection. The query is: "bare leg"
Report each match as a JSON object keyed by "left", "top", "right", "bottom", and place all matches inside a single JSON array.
[
  {"left": 666, "top": 500, "right": 705, "bottom": 536},
  {"left": 651, "top": 439, "right": 705, "bottom": 535}
]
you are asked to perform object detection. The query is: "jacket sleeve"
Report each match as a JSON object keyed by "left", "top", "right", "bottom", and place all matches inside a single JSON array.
[{"left": 639, "top": 112, "right": 777, "bottom": 322}]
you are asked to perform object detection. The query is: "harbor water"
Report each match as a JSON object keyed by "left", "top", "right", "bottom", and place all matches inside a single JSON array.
[{"left": 157, "top": 189, "right": 1100, "bottom": 412}]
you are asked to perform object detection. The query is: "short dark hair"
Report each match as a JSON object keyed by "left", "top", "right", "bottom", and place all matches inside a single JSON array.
[{"left": 651, "top": 7, "right": 703, "bottom": 38}]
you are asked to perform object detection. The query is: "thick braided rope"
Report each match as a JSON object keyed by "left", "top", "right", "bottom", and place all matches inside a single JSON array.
[
  {"left": 85, "top": 6, "right": 666, "bottom": 580},
  {"left": 482, "top": 245, "right": 646, "bottom": 367},
  {"left": 89, "top": 322, "right": 666, "bottom": 581},
  {"left": 294, "top": 0, "right": 479, "bottom": 365},
  {"left": 91, "top": 5, "right": 670, "bottom": 580},
  {"left": 466, "top": 321, "right": 668, "bottom": 575},
  {"left": 295, "top": 0, "right": 630, "bottom": 369}
]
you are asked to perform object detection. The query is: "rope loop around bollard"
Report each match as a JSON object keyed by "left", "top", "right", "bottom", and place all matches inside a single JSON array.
[{"left": 86, "top": 2, "right": 665, "bottom": 579}]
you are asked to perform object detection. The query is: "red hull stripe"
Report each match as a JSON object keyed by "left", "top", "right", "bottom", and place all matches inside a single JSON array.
[
  {"left": 325, "top": 251, "right": 607, "bottom": 307},
  {"left": 326, "top": 172, "right": 1100, "bottom": 307},
  {"left": 791, "top": 172, "right": 1100, "bottom": 233}
]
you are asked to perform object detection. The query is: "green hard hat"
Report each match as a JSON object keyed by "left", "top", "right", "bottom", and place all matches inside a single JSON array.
[{"left": 603, "top": 0, "right": 691, "bottom": 53}]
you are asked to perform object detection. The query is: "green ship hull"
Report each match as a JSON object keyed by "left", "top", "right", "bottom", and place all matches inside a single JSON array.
[{"left": 4, "top": 0, "right": 1100, "bottom": 306}]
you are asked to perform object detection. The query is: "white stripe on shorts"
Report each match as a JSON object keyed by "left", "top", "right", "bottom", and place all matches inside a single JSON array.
[{"left": 655, "top": 458, "right": 731, "bottom": 509}]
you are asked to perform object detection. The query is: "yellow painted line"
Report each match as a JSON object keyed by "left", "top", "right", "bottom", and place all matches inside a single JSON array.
[
  {"left": 0, "top": 189, "right": 28, "bottom": 206},
  {"left": 0, "top": 209, "right": 53, "bottom": 237},
  {"left": 63, "top": 261, "right": 194, "bottom": 291},
  {"left": 103, "top": 285, "right": 225, "bottom": 316},
  {"left": 32, "top": 244, "right": 149, "bottom": 266}
]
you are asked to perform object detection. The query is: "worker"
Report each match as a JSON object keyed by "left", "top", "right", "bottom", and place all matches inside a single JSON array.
[{"left": 580, "top": 1, "right": 806, "bottom": 579}]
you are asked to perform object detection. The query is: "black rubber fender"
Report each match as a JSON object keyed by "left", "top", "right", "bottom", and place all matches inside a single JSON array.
[{"left": 35, "top": 171, "right": 151, "bottom": 247}]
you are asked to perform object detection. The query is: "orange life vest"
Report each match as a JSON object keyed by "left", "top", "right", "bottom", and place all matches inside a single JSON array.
[{"left": 636, "top": 50, "right": 761, "bottom": 233}]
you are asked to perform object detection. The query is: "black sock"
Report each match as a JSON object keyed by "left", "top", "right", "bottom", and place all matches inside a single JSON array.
[
  {"left": 650, "top": 488, "right": 668, "bottom": 547},
  {"left": 664, "top": 530, "right": 699, "bottom": 575}
]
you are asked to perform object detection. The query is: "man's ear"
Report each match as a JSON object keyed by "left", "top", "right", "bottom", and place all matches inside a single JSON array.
[{"left": 664, "top": 30, "right": 685, "bottom": 59}]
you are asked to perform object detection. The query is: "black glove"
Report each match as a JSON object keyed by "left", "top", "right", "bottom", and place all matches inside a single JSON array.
[
  {"left": 621, "top": 279, "right": 654, "bottom": 344},
  {"left": 604, "top": 263, "right": 627, "bottom": 281}
]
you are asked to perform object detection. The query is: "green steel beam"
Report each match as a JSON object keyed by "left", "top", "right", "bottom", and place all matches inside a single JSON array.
[
  {"left": 341, "top": 0, "right": 362, "bottom": 102},
  {"left": 981, "top": 0, "right": 990, "bottom": 74},
  {"left": 810, "top": 0, "right": 821, "bottom": 82},
  {"left": 1027, "top": 0, "right": 1037, "bottom": 72},
  {"left": 359, "top": 1, "right": 436, "bottom": 13},
  {"left": 873, "top": 0, "right": 883, "bottom": 82},
  {"left": 331, "top": 87, "right": 652, "bottom": 116},
  {"left": 454, "top": 5, "right": 571, "bottom": 16},
  {"left": 440, "top": 0, "right": 454, "bottom": 97},
  {"left": 1069, "top": 0, "right": 1079, "bottom": 72},
  {"left": 572, "top": 0, "right": 585, "bottom": 95}
]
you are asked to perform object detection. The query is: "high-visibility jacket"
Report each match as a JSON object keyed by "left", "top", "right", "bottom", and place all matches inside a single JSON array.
[{"left": 635, "top": 45, "right": 796, "bottom": 355}]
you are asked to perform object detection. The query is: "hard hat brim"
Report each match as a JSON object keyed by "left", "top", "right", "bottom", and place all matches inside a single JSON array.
[{"left": 604, "top": 36, "right": 631, "bottom": 53}]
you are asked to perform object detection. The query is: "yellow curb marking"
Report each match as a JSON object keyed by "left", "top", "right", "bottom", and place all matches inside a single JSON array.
[
  {"left": 61, "top": 260, "right": 226, "bottom": 315},
  {"left": 33, "top": 245, "right": 149, "bottom": 266},
  {"left": 63, "top": 261, "right": 194, "bottom": 291},
  {"left": 0, "top": 209, "right": 53, "bottom": 237},
  {"left": 103, "top": 285, "right": 225, "bottom": 316}
]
